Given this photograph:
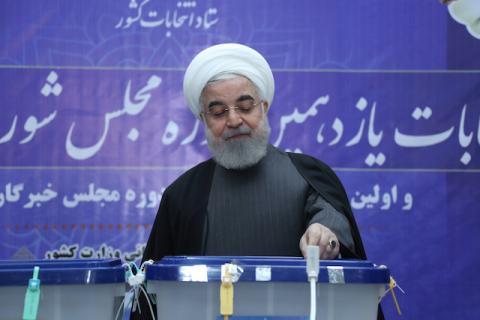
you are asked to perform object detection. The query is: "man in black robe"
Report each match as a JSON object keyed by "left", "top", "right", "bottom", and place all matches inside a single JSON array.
[
  {"left": 134, "top": 43, "right": 383, "bottom": 319},
  {"left": 144, "top": 43, "right": 367, "bottom": 261}
]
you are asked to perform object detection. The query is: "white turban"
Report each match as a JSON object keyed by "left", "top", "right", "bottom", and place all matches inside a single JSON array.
[{"left": 183, "top": 43, "right": 275, "bottom": 118}]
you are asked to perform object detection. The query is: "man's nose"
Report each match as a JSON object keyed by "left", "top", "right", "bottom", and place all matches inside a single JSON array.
[{"left": 226, "top": 108, "right": 243, "bottom": 127}]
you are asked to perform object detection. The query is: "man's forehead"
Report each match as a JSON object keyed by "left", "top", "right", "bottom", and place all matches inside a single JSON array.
[{"left": 202, "top": 76, "right": 258, "bottom": 100}]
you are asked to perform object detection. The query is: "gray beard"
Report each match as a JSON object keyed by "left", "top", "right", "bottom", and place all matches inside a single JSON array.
[{"left": 205, "top": 117, "right": 271, "bottom": 170}]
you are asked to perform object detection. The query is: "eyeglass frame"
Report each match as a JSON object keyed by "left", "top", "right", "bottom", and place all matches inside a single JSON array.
[{"left": 201, "top": 98, "right": 264, "bottom": 120}]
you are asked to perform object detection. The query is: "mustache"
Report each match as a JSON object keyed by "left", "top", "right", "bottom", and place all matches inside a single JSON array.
[{"left": 222, "top": 126, "right": 252, "bottom": 140}]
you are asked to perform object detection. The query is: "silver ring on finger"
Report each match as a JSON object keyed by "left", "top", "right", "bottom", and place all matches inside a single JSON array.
[{"left": 328, "top": 239, "right": 337, "bottom": 250}]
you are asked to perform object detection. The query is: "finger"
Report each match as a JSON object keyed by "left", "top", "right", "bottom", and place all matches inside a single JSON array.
[
  {"left": 319, "top": 232, "right": 331, "bottom": 259},
  {"left": 305, "top": 226, "right": 322, "bottom": 246},
  {"left": 299, "top": 233, "right": 308, "bottom": 258},
  {"left": 331, "top": 243, "right": 340, "bottom": 258},
  {"left": 322, "top": 236, "right": 340, "bottom": 260},
  {"left": 325, "top": 245, "right": 340, "bottom": 260}
]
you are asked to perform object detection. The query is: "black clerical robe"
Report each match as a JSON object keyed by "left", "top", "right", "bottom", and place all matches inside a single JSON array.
[
  {"left": 135, "top": 152, "right": 386, "bottom": 320},
  {"left": 143, "top": 152, "right": 367, "bottom": 261}
]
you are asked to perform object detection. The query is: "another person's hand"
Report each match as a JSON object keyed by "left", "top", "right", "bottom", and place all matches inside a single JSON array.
[{"left": 299, "top": 223, "right": 339, "bottom": 260}]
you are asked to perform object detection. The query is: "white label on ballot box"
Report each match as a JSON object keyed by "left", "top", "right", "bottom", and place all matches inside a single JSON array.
[{"left": 255, "top": 266, "right": 271, "bottom": 281}]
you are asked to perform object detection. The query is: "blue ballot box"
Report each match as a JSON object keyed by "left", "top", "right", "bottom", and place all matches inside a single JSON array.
[
  {"left": 146, "top": 256, "right": 390, "bottom": 320},
  {"left": 0, "top": 259, "right": 125, "bottom": 319}
]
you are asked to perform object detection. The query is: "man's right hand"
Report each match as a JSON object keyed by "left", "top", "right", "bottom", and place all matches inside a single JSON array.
[{"left": 299, "top": 223, "right": 339, "bottom": 260}]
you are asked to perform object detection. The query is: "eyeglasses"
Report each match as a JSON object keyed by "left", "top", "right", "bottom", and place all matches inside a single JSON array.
[{"left": 203, "top": 99, "right": 262, "bottom": 120}]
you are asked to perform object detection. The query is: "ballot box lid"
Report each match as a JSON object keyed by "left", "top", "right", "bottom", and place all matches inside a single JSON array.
[
  {"left": 0, "top": 259, "right": 125, "bottom": 286},
  {"left": 146, "top": 256, "right": 390, "bottom": 284}
]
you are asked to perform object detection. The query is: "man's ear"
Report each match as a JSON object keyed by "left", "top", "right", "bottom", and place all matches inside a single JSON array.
[
  {"left": 262, "top": 100, "right": 269, "bottom": 114},
  {"left": 198, "top": 107, "right": 207, "bottom": 122}
]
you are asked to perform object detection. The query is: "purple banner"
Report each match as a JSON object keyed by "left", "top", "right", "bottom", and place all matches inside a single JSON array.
[
  {"left": 1, "top": 1, "right": 480, "bottom": 319},
  {"left": 1, "top": 69, "right": 479, "bottom": 168},
  {"left": 0, "top": 0, "right": 456, "bottom": 69}
]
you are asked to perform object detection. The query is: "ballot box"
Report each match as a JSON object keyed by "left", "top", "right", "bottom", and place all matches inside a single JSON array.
[
  {"left": 0, "top": 259, "right": 125, "bottom": 319},
  {"left": 146, "top": 256, "right": 389, "bottom": 320}
]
